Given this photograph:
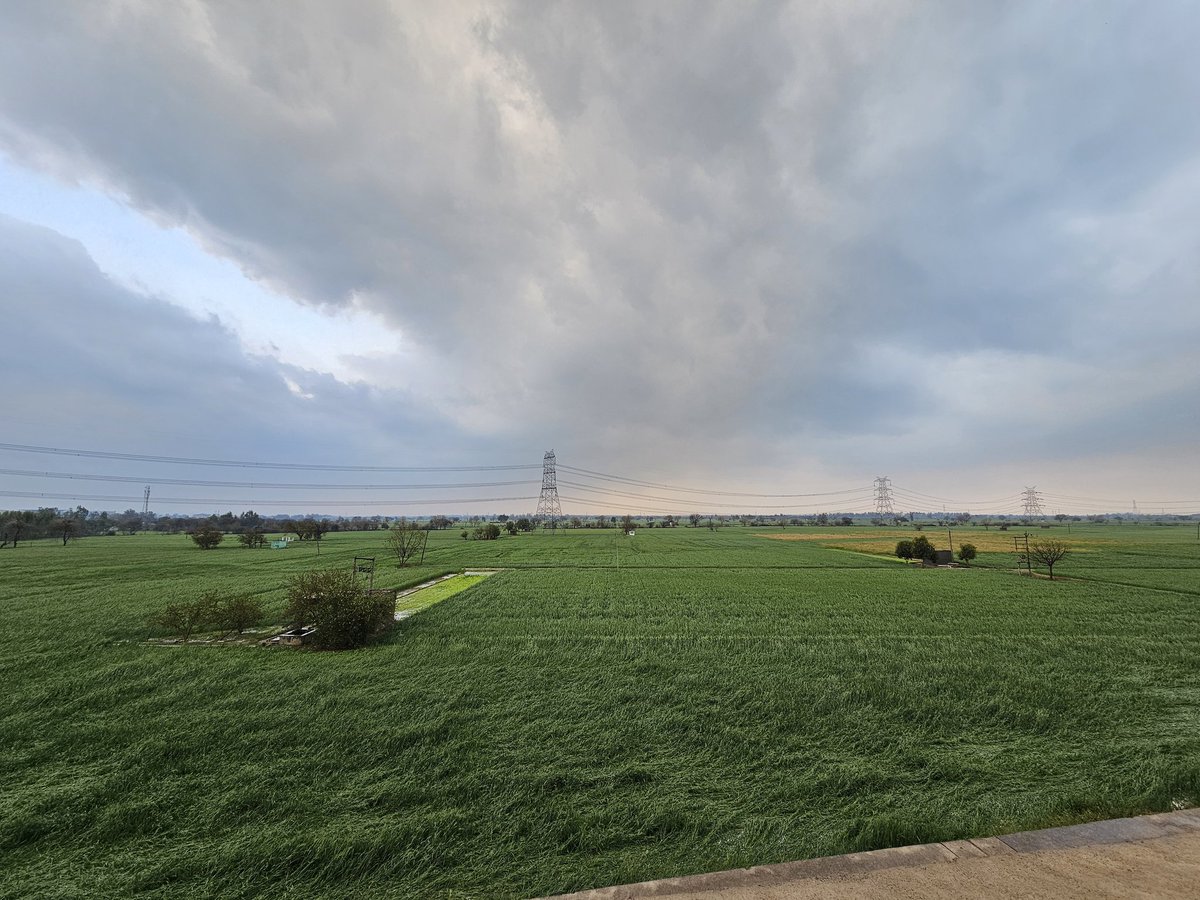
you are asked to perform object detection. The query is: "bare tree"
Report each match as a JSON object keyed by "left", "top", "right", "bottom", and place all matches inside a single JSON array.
[
  {"left": 1028, "top": 539, "right": 1071, "bottom": 580},
  {"left": 152, "top": 595, "right": 217, "bottom": 642},
  {"left": 52, "top": 517, "right": 77, "bottom": 546},
  {"left": 2, "top": 519, "right": 24, "bottom": 548},
  {"left": 387, "top": 520, "right": 428, "bottom": 567}
]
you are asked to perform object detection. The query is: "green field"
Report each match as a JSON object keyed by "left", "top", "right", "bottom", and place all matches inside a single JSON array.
[{"left": 2, "top": 524, "right": 1199, "bottom": 898}]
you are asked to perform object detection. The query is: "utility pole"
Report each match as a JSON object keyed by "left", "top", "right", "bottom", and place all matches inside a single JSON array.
[
  {"left": 535, "top": 450, "right": 562, "bottom": 530},
  {"left": 142, "top": 485, "right": 151, "bottom": 532}
]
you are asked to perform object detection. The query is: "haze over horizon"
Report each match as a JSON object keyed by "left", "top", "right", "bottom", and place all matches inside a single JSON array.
[{"left": 2, "top": 2, "right": 1198, "bottom": 516}]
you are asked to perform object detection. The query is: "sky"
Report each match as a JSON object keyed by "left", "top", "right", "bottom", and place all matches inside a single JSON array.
[{"left": 1, "top": 1, "right": 1198, "bottom": 517}]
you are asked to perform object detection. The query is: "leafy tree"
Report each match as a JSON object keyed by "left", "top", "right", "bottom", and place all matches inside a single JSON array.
[
  {"left": 387, "top": 520, "right": 429, "bottom": 566},
  {"left": 471, "top": 523, "right": 501, "bottom": 540},
  {"left": 151, "top": 594, "right": 217, "bottom": 642},
  {"left": 1028, "top": 539, "right": 1071, "bottom": 580},
  {"left": 910, "top": 534, "right": 936, "bottom": 562},
  {"left": 285, "top": 569, "right": 391, "bottom": 650},
  {"left": 214, "top": 595, "right": 264, "bottom": 635},
  {"left": 515, "top": 518, "right": 534, "bottom": 532},
  {"left": 190, "top": 524, "right": 224, "bottom": 550},
  {"left": 504, "top": 521, "right": 518, "bottom": 535},
  {"left": 238, "top": 529, "right": 267, "bottom": 549},
  {"left": 957, "top": 543, "right": 978, "bottom": 564},
  {"left": 895, "top": 540, "right": 915, "bottom": 563}
]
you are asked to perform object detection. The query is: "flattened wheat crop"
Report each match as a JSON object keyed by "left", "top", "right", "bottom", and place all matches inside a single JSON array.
[{"left": 2, "top": 527, "right": 1199, "bottom": 898}]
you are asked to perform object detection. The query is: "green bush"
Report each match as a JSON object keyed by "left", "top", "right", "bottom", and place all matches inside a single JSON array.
[
  {"left": 957, "top": 543, "right": 978, "bottom": 564},
  {"left": 284, "top": 569, "right": 390, "bottom": 650},
  {"left": 911, "top": 534, "right": 936, "bottom": 562},
  {"left": 214, "top": 595, "right": 264, "bottom": 635},
  {"left": 190, "top": 525, "right": 223, "bottom": 550},
  {"left": 150, "top": 595, "right": 216, "bottom": 641}
]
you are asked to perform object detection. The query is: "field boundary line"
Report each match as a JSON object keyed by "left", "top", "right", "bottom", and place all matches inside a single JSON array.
[{"left": 537, "top": 808, "right": 1200, "bottom": 900}]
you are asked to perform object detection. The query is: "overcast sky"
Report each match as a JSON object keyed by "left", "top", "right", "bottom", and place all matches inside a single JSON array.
[{"left": 1, "top": 1, "right": 1198, "bottom": 517}]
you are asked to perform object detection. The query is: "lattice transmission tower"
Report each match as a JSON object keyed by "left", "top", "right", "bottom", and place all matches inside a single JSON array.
[
  {"left": 1021, "top": 486, "right": 1044, "bottom": 517},
  {"left": 873, "top": 476, "right": 895, "bottom": 517},
  {"left": 535, "top": 450, "right": 562, "bottom": 528}
]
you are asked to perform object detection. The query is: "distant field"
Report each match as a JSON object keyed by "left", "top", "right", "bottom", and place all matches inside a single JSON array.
[{"left": 2, "top": 524, "right": 1198, "bottom": 898}]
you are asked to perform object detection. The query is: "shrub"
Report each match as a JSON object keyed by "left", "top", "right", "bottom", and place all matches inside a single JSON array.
[
  {"left": 151, "top": 595, "right": 217, "bottom": 641},
  {"left": 214, "top": 595, "right": 264, "bottom": 635},
  {"left": 191, "top": 525, "right": 223, "bottom": 550},
  {"left": 895, "top": 540, "right": 915, "bottom": 563},
  {"left": 957, "top": 543, "right": 978, "bottom": 564},
  {"left": 285, "top": 569, "right": 390, "bottom": 650},
  {"left": 911, "top": 534, "right": 936, "bottom": 562},
  {"left": 238, "top": 529, "right": 267, "bottom": 549}
]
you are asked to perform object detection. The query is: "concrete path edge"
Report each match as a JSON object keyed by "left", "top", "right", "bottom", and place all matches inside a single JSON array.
[{"left": 537, "top": 808, "right": 1200, "bottom": 900}]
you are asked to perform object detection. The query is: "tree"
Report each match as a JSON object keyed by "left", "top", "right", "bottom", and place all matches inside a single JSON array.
[
  {"left": 151, "top": 594, "right": 217, "bottom": 642},
  {"left": 620, "top": 514, "right": 635, "bottom": 533},
  {"left": 895, "top": 540, "right": 915, "bottom": 563},
  {"left": 52, "top": 517, "right": 78, "bottom": 546},
  {"left": 957, "top": 543, "right": 977, "bottom": 564},
  {"left": 910, "top": 534, "right": 936, "bottom": 563},
  {"left": 689, "top": 513, "right": 701, "bottom": 528},
  {"left": 515, "top": 518, "right": 533, "bottom": 533},
  {"left": 471, "top": 523, "right": 501, "bottom": 540},
  {"left": 213, "top": 595, "right": 264, "bottom": 635},
  {"left": 191, "top": 524, "right": 224, "bottom": 550},
  {"left": 1, "top": 519, "right": 24, "bottom": 548},
  {"left": 387, "top": 520, "right": 428, "bottom": 566},
  {"left": 1028, "top": 539, "right": 1071, "bottom": 580},
  {"left": 238, "top": 529, "right": 267, "bottom": 549},
  {"left": 285, "top": 569, "right": 391, "bottom": 650}
]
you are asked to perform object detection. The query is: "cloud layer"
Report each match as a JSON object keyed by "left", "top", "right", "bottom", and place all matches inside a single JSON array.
[{"left": 1, "top": 1, "right": 1198, "bottom": 509}]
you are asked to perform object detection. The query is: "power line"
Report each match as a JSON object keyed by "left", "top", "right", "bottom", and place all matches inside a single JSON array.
[
  {"left": 559, "top": 480, "right": 876, "bottom": 510},
  {"left": 0, "top": 467, "right": 538, "bottom": 490},
  {"left": 0, "top": 442, "right": 539, "bottom": 473},
  {"left": 0, "top": 490, "right": 539, "bottom": 508},
  {"left": 558, "top": 465, "right": 866, "bottom": 498}
]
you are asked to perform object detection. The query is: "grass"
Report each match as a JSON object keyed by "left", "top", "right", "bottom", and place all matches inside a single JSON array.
[
  {"left": 396, "top": 574, "right": 492, "bottom": 616},
  {"left": 1, "top": 524, "right": 1199, "bottom": 898}
]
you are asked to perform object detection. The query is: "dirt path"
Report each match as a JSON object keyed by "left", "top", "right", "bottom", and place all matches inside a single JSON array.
[{"left": 542, "top": 810, "right": 1200, "bottom": 900}]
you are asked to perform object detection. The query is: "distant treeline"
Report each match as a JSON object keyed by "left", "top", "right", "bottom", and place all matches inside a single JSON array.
[{"left": 2, "top": 506, "right": 1194, "bottom": 547}]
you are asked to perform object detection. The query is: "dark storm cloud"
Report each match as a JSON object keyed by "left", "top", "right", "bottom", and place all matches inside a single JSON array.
[
  {"left": 0, "top": 214, "right": 517, "bottom": 510},
  {"left": 0, "top": 1, "right": 1198, "bottom": 495}
]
